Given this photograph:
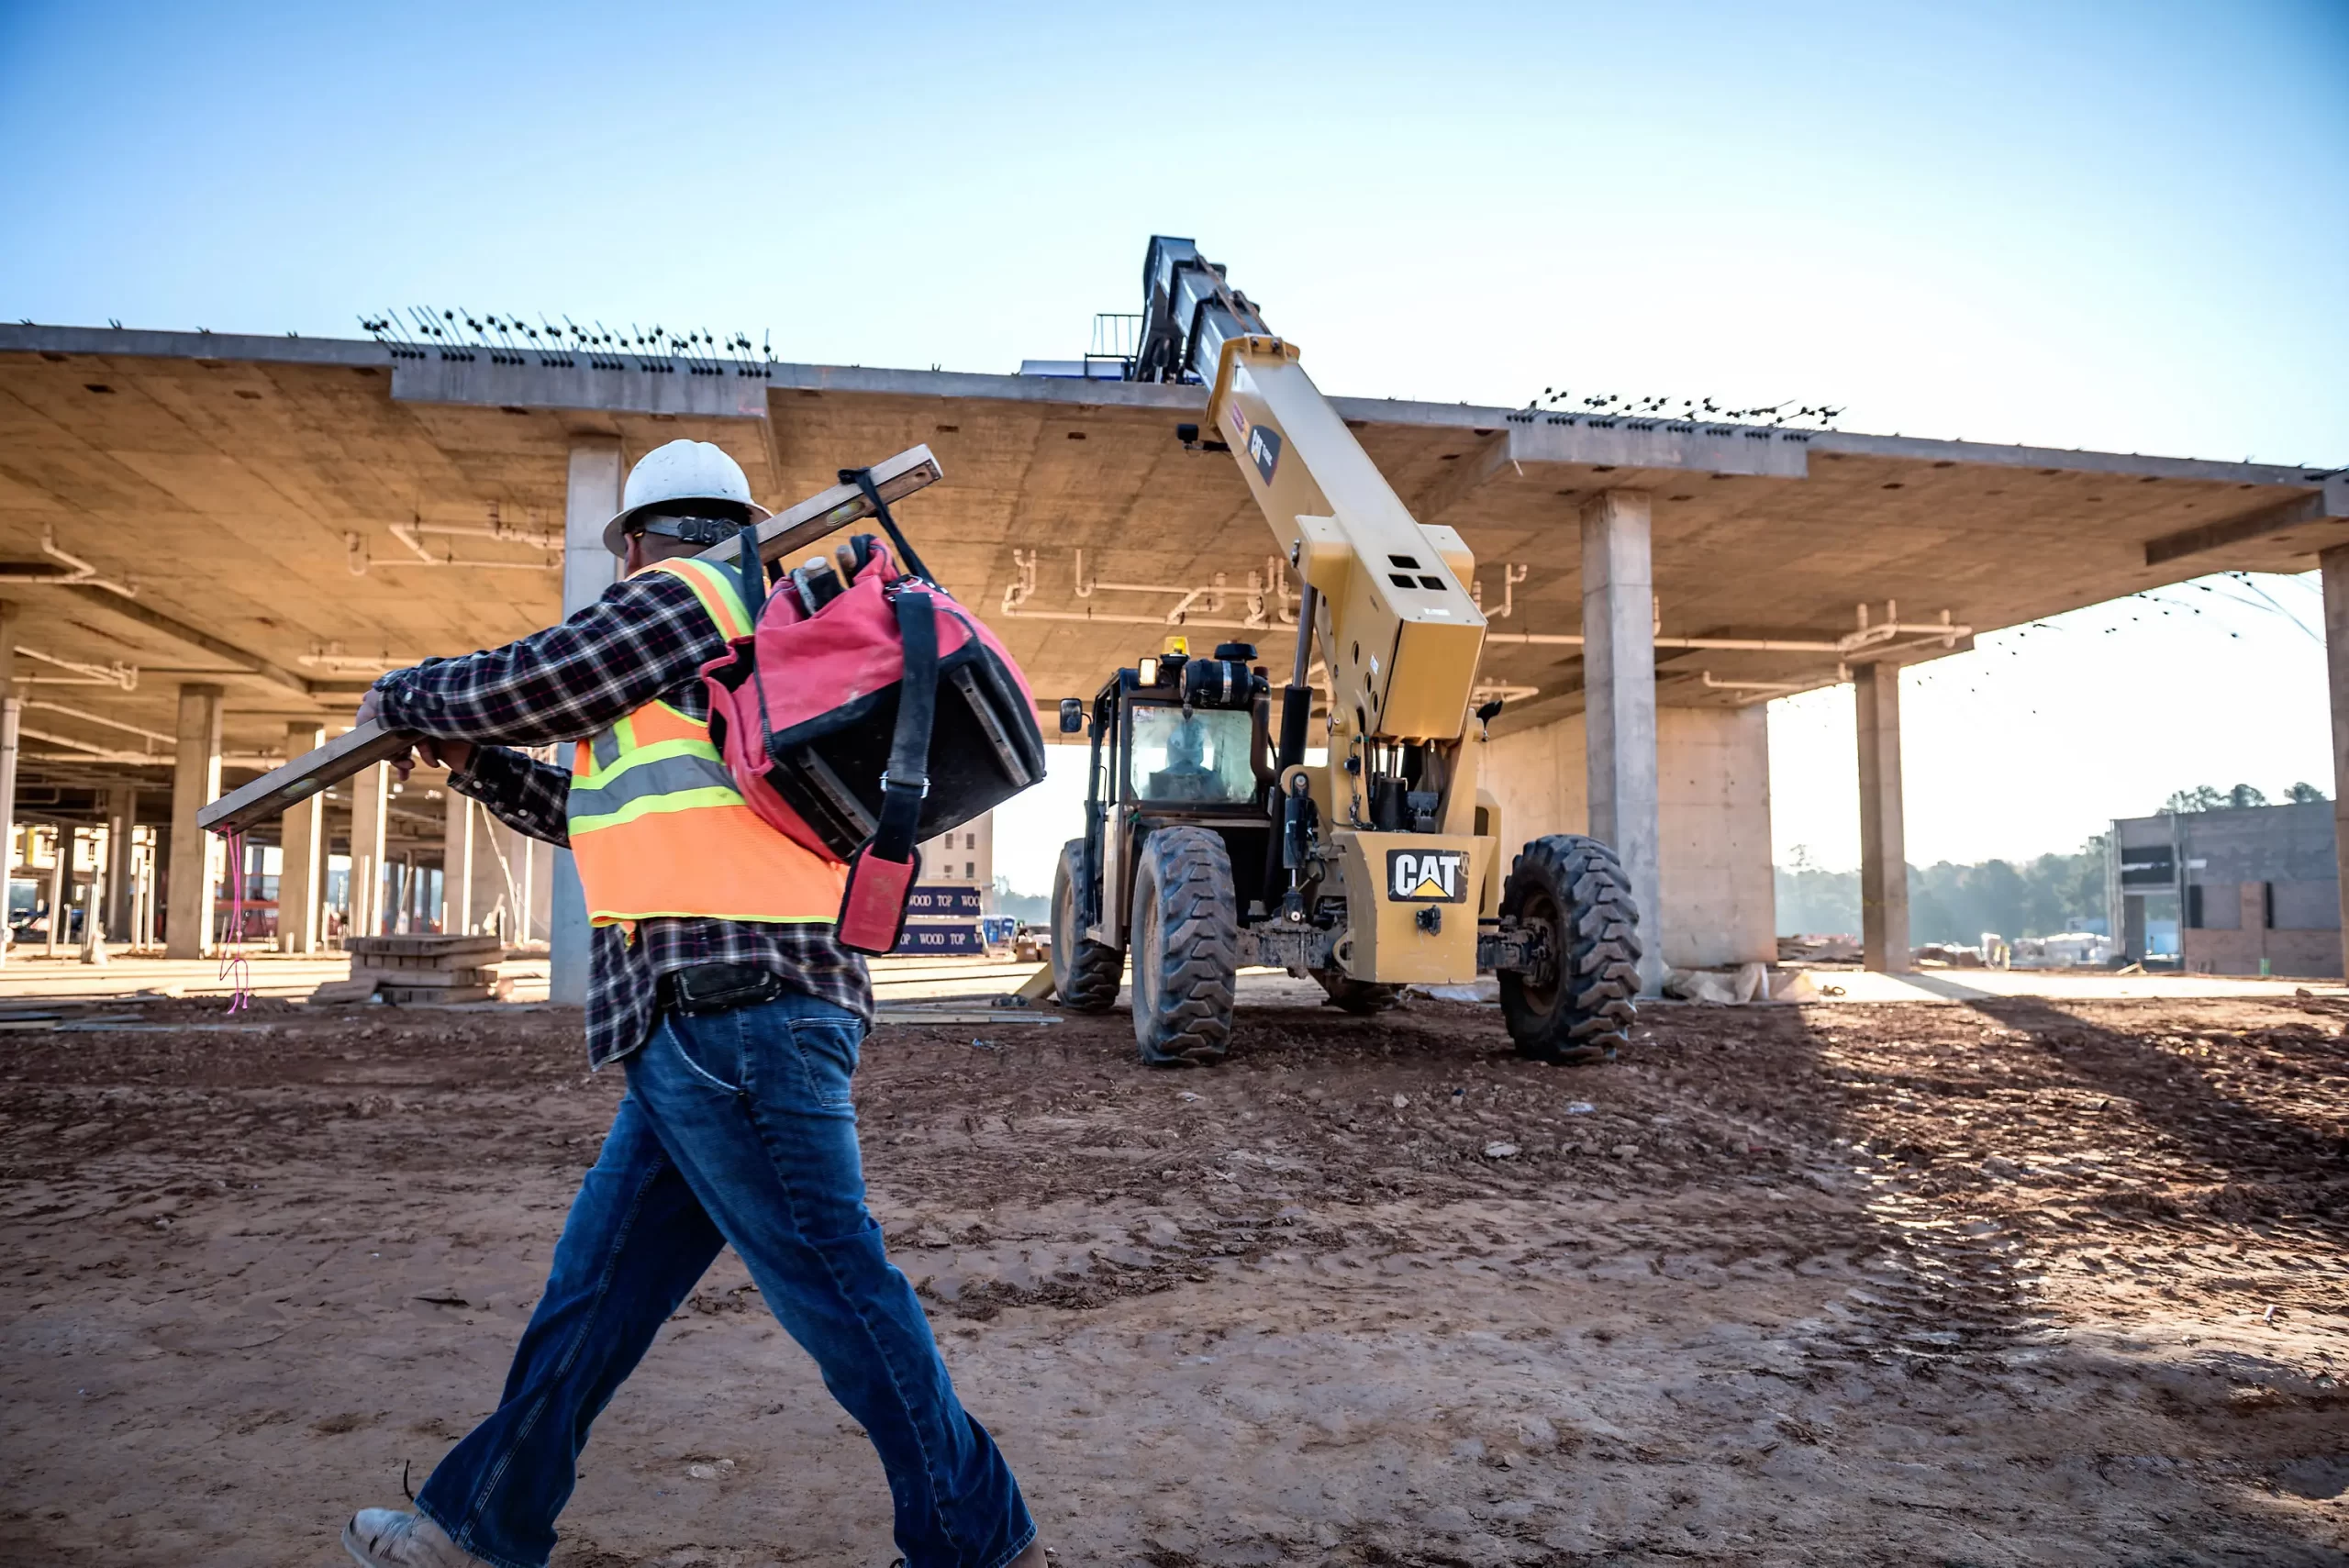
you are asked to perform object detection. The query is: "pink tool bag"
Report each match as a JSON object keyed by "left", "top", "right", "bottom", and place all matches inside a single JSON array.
[{"left": 701, "top": 468, "right": 1047, "bottom": 954}]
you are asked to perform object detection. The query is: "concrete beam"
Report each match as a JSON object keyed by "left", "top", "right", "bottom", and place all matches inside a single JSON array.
[
  {"left": 1854, "top": 662, "right": 1910, "bottom": 973},
  {"left": 1508, "top": 413, "right": 1810, "bottom": 480},
  {"left": 393, "top": 357, "right": 771, "bottom": 420},
  {"left": 1409, "top": 430, "right": 1514, "bottom": 523},
  {"left": 277, "top": 723, "right": 324, "bottom": 953},
  {"left": 1579, "top": 489, "right": 1665, "bottom": 995},
  {"left": 2143, "top": 490, "right": 2337, "bottom": 568},
  {"left": 0, "top": 320, "right": 2332, "bottom": 500},
  {"left": 61, "top": 585, "right": 316, "bottom": 698},
  {"left": 551, "top": 436, "right": 620, "bottom": 1005},
  {"left": 165, "top": 684, "right": 223, "bottom": 959},
  {"left": 2324, "top": 544, "right": 2349, "bottom": 981}
]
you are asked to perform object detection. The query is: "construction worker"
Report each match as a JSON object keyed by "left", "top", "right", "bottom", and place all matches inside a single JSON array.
[{"left": 338, "top": 440, "right": 1042, "bottom": 1568}]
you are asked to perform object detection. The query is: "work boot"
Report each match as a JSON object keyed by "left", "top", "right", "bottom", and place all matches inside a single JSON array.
[{"left": 341, "top": 1507, "right": 481, "bottom": 1567}]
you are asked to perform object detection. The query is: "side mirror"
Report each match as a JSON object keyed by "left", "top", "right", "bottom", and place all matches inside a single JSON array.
[{"left": 1058, "top": 698, "right": 1085, "bottom": 735}]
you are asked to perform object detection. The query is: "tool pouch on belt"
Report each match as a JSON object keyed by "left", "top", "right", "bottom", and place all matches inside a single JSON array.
[{"left": 700, "top": 469, "right": 1046, "bottom": 955}]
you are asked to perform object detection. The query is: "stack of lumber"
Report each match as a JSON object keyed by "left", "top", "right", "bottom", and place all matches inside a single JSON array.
[{"left": 346, "top": 933, "right": 509, "bottom": 1004}]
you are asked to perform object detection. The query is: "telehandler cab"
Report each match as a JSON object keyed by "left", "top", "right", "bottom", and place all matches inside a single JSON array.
[{"left": 1048, "top": 238, "right": 1642, "bottom": 1068}]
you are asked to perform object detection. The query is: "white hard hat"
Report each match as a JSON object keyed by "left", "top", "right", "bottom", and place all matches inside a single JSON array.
[{"left": 603, "top": 439, "right": 772, "bottom": 556}]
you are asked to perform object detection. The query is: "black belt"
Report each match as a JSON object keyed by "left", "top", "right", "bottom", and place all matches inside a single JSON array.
[{"left": 656, "top": 962, "right": 786, "bottom": 1017}]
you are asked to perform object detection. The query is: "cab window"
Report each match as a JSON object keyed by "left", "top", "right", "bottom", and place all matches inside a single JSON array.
[{"left": 1128, "top": 706, "right": 1255, "bottom": 805}]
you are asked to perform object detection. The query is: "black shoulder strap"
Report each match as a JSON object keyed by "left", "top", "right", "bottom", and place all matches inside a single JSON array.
[
  {"left": 841, "top": 468, "right": 940, "bottom": 590},
  {"left": 871, "top": 588, "right": 939, "bottom": 862},
  {"left": 731, "top": 522, "right": 766, "bottom": 627}
]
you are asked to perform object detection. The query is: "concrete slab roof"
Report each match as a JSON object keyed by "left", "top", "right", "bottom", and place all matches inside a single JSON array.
[{"left": 1, "top": 321, "right": 2342, "bottom": 807}]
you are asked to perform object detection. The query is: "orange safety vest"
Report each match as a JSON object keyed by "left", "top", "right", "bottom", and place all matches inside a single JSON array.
[{"left": 567, "top": 558, "right": 848, "bottom": 926}]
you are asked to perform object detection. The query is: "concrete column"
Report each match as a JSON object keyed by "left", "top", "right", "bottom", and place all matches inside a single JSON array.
[
  {"left": 2323, "top": 543, "right": 2349, "bottom": 978},
  {"left": 43, "top": 828, "right": 66, "bottom": 958},
  {"left": 442, "top": 784, "right": 476, "bottom": 935},
  {"left": 552, "top": 436, "right": 621, "bottom": 1005},
  {"left": 0, "top": 602, "right": 17, "bottom": 968},
  {"left": 276, "top": 723, "right": 325, "bottom": 952},
  {"left": 1854, "top": 660, "right": 1910, "bottom": 973},
  {"left": 529, "top": 826, "right": 553, "bottom": 943},
  {"left": 134, "top": 828, "right": 154, "bottom": 950},
  {"left": 348, "top": 761, "right": 389, "bottom": 940},
  {"left": 1579, "top": 489, "right": 1665, "bottom": 994},
  {"left": 79, "top": 873, "right": 106, "bottom": 964},
  {"left": 473, "top": 818, "right": 519, "bottom": 942},
  {"left": 165, "top": 684, "right": 224, "bottom": 959},
  {"left": 103, "top": 786, "right": 136, "bottom": 940}
]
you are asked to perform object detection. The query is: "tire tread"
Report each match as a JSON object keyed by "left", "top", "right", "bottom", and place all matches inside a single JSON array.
[
  {"left": 1131, "top": 827, "right": 1239, "bottom": 1065},
  {"left": 1497, "top": 833, "right": 1642, "bottom": 1064},
  {"left": 1052, "top": 839, "right": 1123, "bottom": 1013}
]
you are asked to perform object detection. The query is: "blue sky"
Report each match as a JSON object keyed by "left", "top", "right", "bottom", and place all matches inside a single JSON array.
[{"left": 5, "top": 1, "right": 2343, "bottom": 884}]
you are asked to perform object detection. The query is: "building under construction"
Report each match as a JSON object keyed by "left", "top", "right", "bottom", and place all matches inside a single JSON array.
[
  {"left": 2111, "top": 799, "right": 2341, "bottom": 976},
  {"left": 0, "top": 250, "right": 2343, "bottom": 994}
]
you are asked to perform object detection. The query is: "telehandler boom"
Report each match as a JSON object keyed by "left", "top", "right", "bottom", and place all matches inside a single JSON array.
[{"left": 1048, "top": 238, "right": 1642, "bottom": 1067}]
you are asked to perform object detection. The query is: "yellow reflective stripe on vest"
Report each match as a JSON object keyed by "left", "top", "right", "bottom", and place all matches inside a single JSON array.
[
  {"left": 649, "top": 557, "right": 753, "bottom": 641},
  {"left": 570, "top": 750, "right": 740, "bottom": 824},
  {"left": 570, "top": 784, "right": 747, "bottom": 836},
  {"left": 574, "top": 734, "right": 723, "bottom": 793}
]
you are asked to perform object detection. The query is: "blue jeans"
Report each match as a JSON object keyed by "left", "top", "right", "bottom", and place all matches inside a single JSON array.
[{"left": 415, "top": 991, "right": 1034, "bottom": 1568}]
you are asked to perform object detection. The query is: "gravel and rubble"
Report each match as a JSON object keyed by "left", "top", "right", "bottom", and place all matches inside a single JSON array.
[{"left": 1, "top": 989, "right": 2343, "bottom": 1565}]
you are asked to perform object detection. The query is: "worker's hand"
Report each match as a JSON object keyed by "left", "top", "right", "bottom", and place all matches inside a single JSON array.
[
  {"left": 388, "top": 736, "right": 473, "bottom": 782},
  {"left": 358, "top": 686, "right": 473, "bottom": 780}
]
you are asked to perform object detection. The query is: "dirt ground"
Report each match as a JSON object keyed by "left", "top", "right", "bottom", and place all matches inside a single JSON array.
[{"left": 2, "top": 986, "right": 2344, "bottom": 1567}]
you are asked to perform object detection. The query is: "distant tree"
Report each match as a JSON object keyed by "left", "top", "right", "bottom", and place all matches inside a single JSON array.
[
  {"left": 1887, "top": 835, "right": 2110, "bottom": 944},
  {"left": 1774, "top": 844, "right": 1860, "bottom": 937},
  {"left": 2164, "top": 783, "right": 2275, "bottom": 812},
  {"left": 2284, "top": 781, "right": 2330, "bottom": 804}
]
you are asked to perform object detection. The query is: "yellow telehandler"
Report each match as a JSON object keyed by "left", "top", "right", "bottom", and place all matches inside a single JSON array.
[{"left": 1049, "top": 239, "right": 1641, "bottom": 1068}]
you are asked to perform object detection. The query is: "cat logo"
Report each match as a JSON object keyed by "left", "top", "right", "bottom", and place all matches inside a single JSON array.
[
  {"left": 1386, "top": 848, "right": 1468, "bottom": 904},
  {"left": 1247, "top": 423, "right": 1283, "bottom": 485}
]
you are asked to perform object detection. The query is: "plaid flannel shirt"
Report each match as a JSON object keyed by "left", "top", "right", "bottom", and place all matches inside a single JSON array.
[{"left": 371, "top": 568, "right": 872, "bottom": 1068}]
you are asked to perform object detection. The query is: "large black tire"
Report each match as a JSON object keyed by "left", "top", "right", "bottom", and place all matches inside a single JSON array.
[
  {"left": 1050, "top": 839, "right": 1122, "bottom": 1013},
  {"left": 1129, "top": 827, "right": 1239, "bottom": 1066},
  {"left": 1313, "top": 973, "right": 1403, "bottom": 1014},
  {"left": 1497, "top": 834, "right": 1640, "bottom": 1064}
]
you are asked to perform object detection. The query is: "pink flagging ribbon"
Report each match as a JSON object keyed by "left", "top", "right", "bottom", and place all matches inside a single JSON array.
[{"left": 217, "top": 828, "right": 253, "bottom": 1014}]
